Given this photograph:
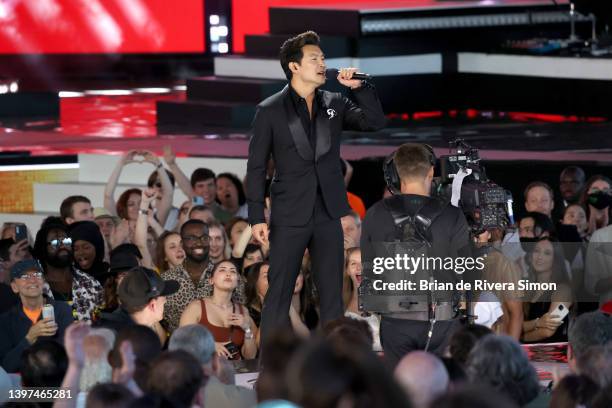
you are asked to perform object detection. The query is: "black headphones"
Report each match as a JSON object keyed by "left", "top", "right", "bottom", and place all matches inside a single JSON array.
[{"left": 383, "top": 144, "right": 436, "bottom": 195}]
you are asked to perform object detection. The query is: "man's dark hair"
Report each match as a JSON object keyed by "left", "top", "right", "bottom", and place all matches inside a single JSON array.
[
  {"left": 33, "top": 216, "right": 68, "bottom": 264},
  {"left": 550, "top": 374, "right": 599, "bottom": 408},
  {"left": 256, "top": 329, "right": 304, "bottom": 401},
  {"left": 147, "top": 169, "right": 176, "bottom": 188},
  {"left": 520, "top": 211, "right": 555, "bottom": 237},
  {"left": 60, "top": 195, "right": 91, "bottom": 223},
  {"left": 180, "top": 219, "right": 208, "bottom": 236},
  {"left": 279, "top": 31, "right": 321, "bottom": 80},
  {"left": 287, "top": 338, "right": 411, "bottom": 408},
  {"left": 20, "top": 340, "right": 68, "bottom": 387},
  {"left": 146, "top": 350, "right": 206, "bottom": 408},
  {"left": 322, "top": 316, "right": 374, "bottom": 351},
  {"left": 244, "top": 243, "right": 263, "bottom": 259},
  {"left": 394, "top": 143, "right": 433, "bottom": 181},
  {"left": 190, "top": 168, "right": 216, "bottom": 188},
  {"left": 86, "top": 383, "right": 135, "bottom": 408},
  {"left": 108, "top": 326, "right": 162, "bottom": 391},
  {"left": 465, "top": 335, "right": 539, "bottom": 406},
  {"left": 568, "top": 311, "right": 612, "bottom": 361},
  {"left": 449, "top": 324, "right": 493, "bottom": 366}
]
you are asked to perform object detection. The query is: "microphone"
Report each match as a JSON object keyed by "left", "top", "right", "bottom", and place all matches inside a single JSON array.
[{"left": 326, "top": 68, "right": 371, "bottom": 81}]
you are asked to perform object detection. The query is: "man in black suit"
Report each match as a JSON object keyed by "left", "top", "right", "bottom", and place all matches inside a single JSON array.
[{"left": 246, "top": 31, "right": 385, "bottom": 343}]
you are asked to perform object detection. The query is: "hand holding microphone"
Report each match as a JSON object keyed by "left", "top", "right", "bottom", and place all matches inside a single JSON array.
[{"left": 326, "top": 68, "right": 370, "bottom": 89}]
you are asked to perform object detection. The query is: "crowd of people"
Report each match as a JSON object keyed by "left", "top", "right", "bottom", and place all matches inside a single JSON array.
[{"left": 0, "top": 146, "right": 611, "bottom": 408}]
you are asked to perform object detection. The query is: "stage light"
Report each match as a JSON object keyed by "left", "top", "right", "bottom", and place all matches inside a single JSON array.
[
  {"left": 9, "top": 81, "right": 18, "bottom": 93},
  {"left": 210, "top": 27, "right": 220, "bottom": 42},
  {"left": 133, "top": 87, "right": 172, "bottom": 94},
  {"left": 84, "top": 89, "right": 134, "bottom": 96},
  {"left": 0, "top": 85, "right": 8, "bottom": 94},
  {"left": 59, "top": 91, "right": 85, "bottom": 98},
  {"left": 173, "top": 85, "right": 187, "bottom": 91},
  {"left": 206, "top": 2, "right": 231, "bottom": 55}
]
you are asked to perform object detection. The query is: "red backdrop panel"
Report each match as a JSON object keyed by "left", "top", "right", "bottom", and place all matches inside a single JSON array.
[{"left": 0, "top": 0, "right": 205, "bottom": 54}]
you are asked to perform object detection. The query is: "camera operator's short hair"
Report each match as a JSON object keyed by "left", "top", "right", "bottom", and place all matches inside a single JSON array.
[
  {"left": 394, "top": 143, "right": 433, "bottom": 181},
  {"left": 279, "top": 31, "right": 320, "bottom": 80},
  {"left": 523, "top": 181, "right": 554, "bottom": 201}
]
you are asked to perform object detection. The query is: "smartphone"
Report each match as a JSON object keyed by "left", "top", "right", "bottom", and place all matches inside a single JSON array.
[
  {"left": 42, "top": 304, "right": 55, "bottom": 323},
  {"left": 15, "top": 223, "right": 27, "bottom": 242},
  {"left": 550, "top": 304, "right": 569, "bottom": 322},
  {"left": 192, "top": 196, "right": 204, "bottom": 206},
  {"left": 225, "top": 342, "right": 240, "bottom": 359}
]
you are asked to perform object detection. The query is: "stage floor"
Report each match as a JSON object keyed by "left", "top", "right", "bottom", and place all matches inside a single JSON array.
[{"left": 0, "top": 91, "right": 611, "bottom": 164}]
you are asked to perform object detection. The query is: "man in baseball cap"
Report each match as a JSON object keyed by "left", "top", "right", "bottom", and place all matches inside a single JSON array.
[
  {"left": 0, "top": 260, "right": 73, "bottom": 373},
  {"left": 96, "top": 267, "right": 178, "bottom": 343}
]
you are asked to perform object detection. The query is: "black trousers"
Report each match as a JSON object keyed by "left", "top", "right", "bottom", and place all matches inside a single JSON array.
[
  {"left": 260, "top": 194, "right": 344, "bottom": 344},
  {"left": 380, "top": 317, "right": 462, "bottom": 368}
]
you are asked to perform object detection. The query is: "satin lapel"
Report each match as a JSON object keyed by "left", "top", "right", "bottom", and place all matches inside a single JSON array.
[
  {"left": 282, "top": 87, "right": 314, "bottom": 161},
  {"left": 315, "top": 91, "right": 332, "bottom": 162}
]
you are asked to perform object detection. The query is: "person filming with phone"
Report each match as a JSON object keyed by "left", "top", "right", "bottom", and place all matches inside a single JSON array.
[
  {"left": 0, "top": 259, "right": 73, "bottom": 373},
  {"left": 521, "top": 237, "right": 573, "bottom": 343}
]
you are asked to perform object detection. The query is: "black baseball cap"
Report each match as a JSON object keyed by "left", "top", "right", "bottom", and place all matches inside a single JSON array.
[
  {"left": 117, "top": 267, "right": 179, "bottom": 309},
  {"left": 10, "top": 259, "right": 43, "bottom": 281},
  {"left": 110, "top": 251, "right": 139, "bottom": 275}
]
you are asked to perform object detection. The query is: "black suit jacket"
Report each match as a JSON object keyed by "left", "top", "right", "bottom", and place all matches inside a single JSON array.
[{"left": 247, "top": 84, "right": 385, "bottom": 227}]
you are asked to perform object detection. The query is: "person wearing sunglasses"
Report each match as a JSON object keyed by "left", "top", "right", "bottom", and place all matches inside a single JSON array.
[
  {"left": 33, "top": 217, "right": 103, "bottom": 321},
  {"left": 0, "top": 259, "right": 73, "bottom": 373}
]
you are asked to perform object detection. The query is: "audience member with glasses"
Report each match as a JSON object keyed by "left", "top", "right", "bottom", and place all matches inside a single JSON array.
[
  {"left": 0, "top": 259, "right": 74, "bottom": 373},
  {"left": 161, "top": 219, "right": 215, "bottom": 332}
]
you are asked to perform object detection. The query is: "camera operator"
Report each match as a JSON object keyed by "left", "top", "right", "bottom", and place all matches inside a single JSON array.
[{"left": 361, "top": 143, "right": 471, "bottom": 367}]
